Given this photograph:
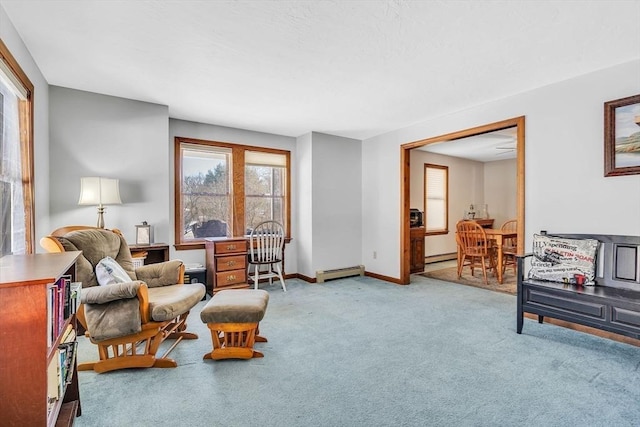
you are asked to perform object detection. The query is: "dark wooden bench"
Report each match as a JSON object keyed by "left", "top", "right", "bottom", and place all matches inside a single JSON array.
[{"left": 517, "top": 233, "right": 640, "bottom": 340}]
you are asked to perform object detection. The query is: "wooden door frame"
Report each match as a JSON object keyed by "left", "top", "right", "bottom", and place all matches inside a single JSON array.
[{"left": 400, "top": 116, "right": 526, "bottom": 285}]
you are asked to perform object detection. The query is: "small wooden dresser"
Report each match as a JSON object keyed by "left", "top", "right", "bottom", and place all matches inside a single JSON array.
[{"left": 205, "top": 237, "right": 249, "bottom": 296}]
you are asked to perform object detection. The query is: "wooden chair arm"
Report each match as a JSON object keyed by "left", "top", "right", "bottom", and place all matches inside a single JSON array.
[
  {"left": 40, "top": 236, "right": 65, "bottom": 253},
  {"left": 137, "top": 283, "right": 151, "bottom": 323}
]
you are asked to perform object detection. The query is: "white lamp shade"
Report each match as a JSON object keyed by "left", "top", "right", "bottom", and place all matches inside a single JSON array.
[{"left": 78, "top": 177, "right": 122, "bottom": 205}]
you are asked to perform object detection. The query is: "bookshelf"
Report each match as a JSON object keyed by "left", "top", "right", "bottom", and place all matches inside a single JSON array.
[{"left": 0, "top": 251, "right": 82, "bottom": 426}]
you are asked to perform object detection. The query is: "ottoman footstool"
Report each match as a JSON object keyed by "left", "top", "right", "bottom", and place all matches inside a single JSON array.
[{"left": 200, "top": 289, "right": 269, "bottom": 360}]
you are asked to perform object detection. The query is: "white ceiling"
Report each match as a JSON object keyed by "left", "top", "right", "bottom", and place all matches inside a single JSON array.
[
  {"left": 417, "top": 127, "right": 518, "bottom": 163},
  {"left": 1, "top": 1, "right": 639, "bottom": 141}
]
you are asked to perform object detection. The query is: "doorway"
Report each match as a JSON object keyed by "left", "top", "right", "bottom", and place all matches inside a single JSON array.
[{"left": 399, "top": 116, "right": 525, "bottom": 285}]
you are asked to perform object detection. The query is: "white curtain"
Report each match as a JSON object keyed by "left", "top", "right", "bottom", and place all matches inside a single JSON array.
[{"left": 0, "top": 70, "right": 25, "bottom": 255}]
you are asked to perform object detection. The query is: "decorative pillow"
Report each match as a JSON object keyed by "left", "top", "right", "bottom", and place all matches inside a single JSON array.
[
  {"left": 528, "top": 234, "right": 599, "bottom": 285},
  {"left": 95, "top": 256, "right": 131, "bottom": 286}
]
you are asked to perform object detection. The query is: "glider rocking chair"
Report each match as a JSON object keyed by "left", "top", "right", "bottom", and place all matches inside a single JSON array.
[{"left": 40, "top": 226, "right": 205, "bottom": 373}]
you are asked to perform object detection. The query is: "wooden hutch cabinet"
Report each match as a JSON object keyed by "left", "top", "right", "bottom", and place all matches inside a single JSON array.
[
  {"left": 0, "top": 251, "right": 82, "bottom": 426},
  {"left": 410, "top": 226, "right": 426, "bottom": 273}
]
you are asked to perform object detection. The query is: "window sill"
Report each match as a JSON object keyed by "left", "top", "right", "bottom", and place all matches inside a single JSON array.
[{"left": 174, "top": 236, "right": 292, "bottom": 251}]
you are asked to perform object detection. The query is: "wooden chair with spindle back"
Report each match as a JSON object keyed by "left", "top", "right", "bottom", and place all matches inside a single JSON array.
[
  {"left": 500, "top": 219, "right": 518, "bottom": 276},
  {"left": 456, "top": 220, "right": 498, "bottom": 285}
]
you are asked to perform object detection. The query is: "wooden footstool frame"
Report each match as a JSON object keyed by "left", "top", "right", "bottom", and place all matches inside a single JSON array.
[
  {"left": 205, "top": 322, "right": 267, "bottom": 360},
  {"left": 201, "top": 290, "right": 269, "bottom": 361}
]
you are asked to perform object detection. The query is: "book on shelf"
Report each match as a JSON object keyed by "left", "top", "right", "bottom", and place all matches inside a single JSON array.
[
  {"left": 47, "top": 349, "right": 60, "bottom": 415},
  {"left": 47, "top": 340, "right": 78, "bottom": 412},
  {"left": 63, "top": 341, "right": 78, "bottom": 385},
  {"left": 47, "top": 287, "right": 53, "bottom": 348},
  {"left": 47, "top": 350, "right": 60, "bottom": 401},
  {"left": 60, "top": 324, "right": 74, "bottom": 343},
  {"left": 58, "top": 341, "right": 77, "bottom": 386},
  {"left": 48, "top": 276, "right": 80, "bottom": 346},
  {"left": 58, "top": 346, "right": 67, "bottom": 396},
  {"left": 70, "top": 281, "right": 81, "bottom": 315}
]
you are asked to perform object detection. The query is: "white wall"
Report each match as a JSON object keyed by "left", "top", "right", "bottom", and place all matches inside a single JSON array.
[
  {"left": 484, "top": 159, "right": 517, "bottom": 228},
  {"left": 361, "top": 134, "right": 400, "bottom": 275},
  {"left": 294, "top": 131, "right": 362, "bottom": 278},
  {"left": 169, "top": 119, "right": 298, "bottom": 271},
  {"left": 48, "top": 87, "right": 170, "bottom": 245},
  {"left": 296, "top": 132, "right": 313, "bottom": 276},
  {"left": 310, "top": 132, "right": 362, "bottom": 274},
  {"left": 363, "top": 60, "right": 640, "bottom": 280},
  {"left": 1, "top": 5, "right": 51, "bottom": 248}
]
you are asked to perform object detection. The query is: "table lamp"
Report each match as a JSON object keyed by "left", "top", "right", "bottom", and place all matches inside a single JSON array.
[{"left": 78, "top": 177, "right": 122, "bottom": 228}]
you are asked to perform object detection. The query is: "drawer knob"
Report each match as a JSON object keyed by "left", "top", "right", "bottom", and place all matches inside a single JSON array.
[
  {"left": 227, "top": 275, "right": 236, "bottom": 281},
  {"left": 226, "top": 261, "right": 235, "bottom": 267},
  {"left": 227, "top": 245, "right": 237, "bottom": 250}
]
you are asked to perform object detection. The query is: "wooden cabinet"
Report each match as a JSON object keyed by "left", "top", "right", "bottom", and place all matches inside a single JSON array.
[
  {"left": 205, "top": 238, "right": 249, "bottom": 296},
  {"left": 410, "top": 227, "right": 425, "bottom": 273},
  {"left": 129, "top": 243, "right": 169, "bottom": 265},
  {"left": 0, "top": 251, "right": 82, "bottom": 426}
]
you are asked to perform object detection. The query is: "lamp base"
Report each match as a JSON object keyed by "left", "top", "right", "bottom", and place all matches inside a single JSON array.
[{"left": 97, "top": 205, "right": 106, "bottom": 229}]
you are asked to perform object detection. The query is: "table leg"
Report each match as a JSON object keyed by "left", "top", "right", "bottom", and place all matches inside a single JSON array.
[{"left": 496, "top": 238, "right": 504, "bottom": 284}]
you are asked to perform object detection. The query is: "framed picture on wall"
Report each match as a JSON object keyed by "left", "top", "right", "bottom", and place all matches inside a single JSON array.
[{"left": 604, "top": 94, "right": 640, "bottom": 177}]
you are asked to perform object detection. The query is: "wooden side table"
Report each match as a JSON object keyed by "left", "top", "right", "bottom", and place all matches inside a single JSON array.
[{"left": 129, "top": 243, "right": 169, "bottom": 265}]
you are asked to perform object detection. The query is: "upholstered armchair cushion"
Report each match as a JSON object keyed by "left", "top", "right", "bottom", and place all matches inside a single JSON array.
[
  {"left": 147, "top": 284, "right": 206, "bottom": 322},
  {"left": 56, "top": 228, "right": 136, "bottom": 287},
  {"left": 135, "top": 260, "right": 183, "bottom": 288},
  {"left": 81, "top": 281, "right": 145, "bottom": 342},
  {"left": 82, "top": 281, "right": 144, "bottom": 304}
]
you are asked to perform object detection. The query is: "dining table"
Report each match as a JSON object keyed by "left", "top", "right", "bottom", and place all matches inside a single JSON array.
[{"left": 484, "top": 228, "right": 518, "bottom": 284}]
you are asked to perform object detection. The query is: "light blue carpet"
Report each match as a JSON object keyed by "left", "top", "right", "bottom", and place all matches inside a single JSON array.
[{"left": 74, "top": 276, "right": 640, "bottom": 427}]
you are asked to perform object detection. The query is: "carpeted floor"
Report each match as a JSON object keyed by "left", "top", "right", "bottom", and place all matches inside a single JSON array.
[
  {"left": 419, "top": 266, "right": 517, "bottom": 295},
  {"left": 74, "top": 277, "right": 640, "bottom": 427}
]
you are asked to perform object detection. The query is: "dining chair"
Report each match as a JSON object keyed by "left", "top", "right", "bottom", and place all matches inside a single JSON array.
[
  {"left": 500, "top": 219, "right": 518, "bottom": 276},
  {"left": 456, "top": 220, "right": 498, "bottom": 285},
  {"left": 454, "top": 220, "right": 466, "bottom": 275},
  {"left": 247, "top": 220, "right": 286, "bottom": 292}
]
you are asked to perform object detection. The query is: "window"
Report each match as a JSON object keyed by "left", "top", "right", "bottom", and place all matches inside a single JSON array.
[
  {"left": 244, "top": 150, "right": 286, "bottom": 231},
  {"left": 0, "top": 40, "right": 34, "bottom": 255},
  {"left": 175, "top": 137, "right": 290, "bottom": 249},
  {"left": 424, "top": 164, "right": 448, "bottom": 235}
]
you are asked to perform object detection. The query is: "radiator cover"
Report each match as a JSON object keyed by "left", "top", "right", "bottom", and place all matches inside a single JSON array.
[{"left": 316, "top": 265, "right": 365, "bottom": 283}]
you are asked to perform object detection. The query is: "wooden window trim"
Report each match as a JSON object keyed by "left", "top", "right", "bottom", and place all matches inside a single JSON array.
[
  {"left": 423, "top": 163, "right": 449, "bottom": 235},
  {"left": 174, "top": 136, "right": 291, "bottom": 250},
  {"left": 0, "top": 39, "right": 35, "bottom": 254}
]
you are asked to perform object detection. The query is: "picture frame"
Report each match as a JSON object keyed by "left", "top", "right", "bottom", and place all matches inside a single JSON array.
[
  {"left": 135, "top": 222, "right": 152, "bottom": 245},
  {"left": 604, "top": 94, "right": 640, "bottom": 177}
]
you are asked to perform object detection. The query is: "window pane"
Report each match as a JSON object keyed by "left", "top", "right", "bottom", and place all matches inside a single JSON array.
[
  {"left": 424, "top": 165, "right": 448, "bottom": 232},
  {"left": 181, "top": 146, "right": 231, "bottom": 239},
  {"left": 426, "top": 200, "right": 445, "bottom": 229},
  {"left": 245, "top": 162, "right": 285, "bottom": 232},
  {"left": 0, "top": 71, "right": 25, "bottom": 255},
  {"left": 175, "top": 139, "right": 290, "bottom": 247}
]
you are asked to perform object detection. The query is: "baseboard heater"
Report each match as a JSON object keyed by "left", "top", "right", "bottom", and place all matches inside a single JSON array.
[{"left": 316, "top": 265, "right": 365, "bottom": 283}]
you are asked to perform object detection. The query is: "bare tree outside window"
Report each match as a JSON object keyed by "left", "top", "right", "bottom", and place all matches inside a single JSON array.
[
  {"left": 174, "top": 138, "right": 290, "bottom": 249},
  {"left": 0, "top": 41, "right": 34, "bottom": 254}
]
